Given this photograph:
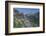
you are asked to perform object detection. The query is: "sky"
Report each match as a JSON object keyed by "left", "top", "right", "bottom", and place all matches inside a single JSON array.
[{"left": 14, "top": 8, "right": 39, "bottom": 14}]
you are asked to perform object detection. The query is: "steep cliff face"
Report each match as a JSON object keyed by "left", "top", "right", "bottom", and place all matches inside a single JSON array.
[{"left": 14, "top": 12, "right": 39, "bottom": 28}]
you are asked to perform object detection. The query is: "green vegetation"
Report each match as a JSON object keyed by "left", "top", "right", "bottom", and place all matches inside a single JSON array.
[{"left": 13, "top": 16, "right": 24, "bottom": 28}]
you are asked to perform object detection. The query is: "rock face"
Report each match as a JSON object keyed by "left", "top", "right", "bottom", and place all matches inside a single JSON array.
[
  {"left": 14, "top": 14, "right": 33, "bottom": 28},
  {"left": 24, "top": 20, "right": 32, "bottom": 27}
]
